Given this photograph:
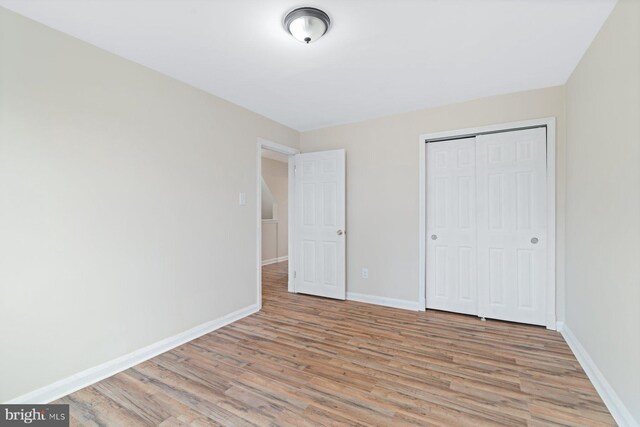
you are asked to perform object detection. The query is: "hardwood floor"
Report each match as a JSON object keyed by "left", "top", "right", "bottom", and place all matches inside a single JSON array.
[{"left": 58, "top": 262, "right": 615, "bottom": 426}]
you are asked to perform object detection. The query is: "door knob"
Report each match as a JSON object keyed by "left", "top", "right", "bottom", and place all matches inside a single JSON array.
[
  {"left": 531, "top": 237, "right": 539, "bottom": 244},
  {"left": 431, "top": 234, "right": 438, "bottom": 240},
  {"left": 337, "top": 230, "right": 344, "bottom": 236}
]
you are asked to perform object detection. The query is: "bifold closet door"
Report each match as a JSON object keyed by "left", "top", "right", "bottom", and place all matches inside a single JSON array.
[
  {"left": 426, "top": 138, "right": 477, "bottom": 315},
  {"left": 476, "top": 128, "right": 547, "bottom": 326}
]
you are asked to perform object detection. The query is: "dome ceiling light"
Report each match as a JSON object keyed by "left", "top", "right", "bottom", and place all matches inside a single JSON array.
[{"left": 283, "top": 7, "right": 331, "bottom": 44}]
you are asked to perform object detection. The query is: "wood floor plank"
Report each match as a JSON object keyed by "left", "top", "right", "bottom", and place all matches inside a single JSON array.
[{"left": 55, "top": 261, "right": 615, "bottom": 426}]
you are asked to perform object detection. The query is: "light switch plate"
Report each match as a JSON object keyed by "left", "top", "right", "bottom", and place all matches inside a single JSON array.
[{"left": 239, "top": 192, "right": 246, "bottom": 206}]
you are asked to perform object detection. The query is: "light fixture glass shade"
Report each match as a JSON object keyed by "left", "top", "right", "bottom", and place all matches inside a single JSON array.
[
  {"left": 284, "top": 8, "right": 330, "bottom": 44},
  {"left": 289, "top": 16, "right": 327, "bottom": 43}
]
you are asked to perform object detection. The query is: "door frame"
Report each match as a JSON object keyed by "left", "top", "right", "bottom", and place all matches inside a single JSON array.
[
  {"left": 257, "top": 138, "right": 299, "bottom": 309},
  {"left": 418, "top": 117, "right": 557, "bottom": 329}
]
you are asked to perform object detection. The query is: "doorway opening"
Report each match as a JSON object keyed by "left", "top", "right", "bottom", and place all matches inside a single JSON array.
[
  {"left": 256, "top": 139, "right": 347, "bottom": 308},
  {"left": 256, "top": 138, "right": 298, "bottom": 309}
]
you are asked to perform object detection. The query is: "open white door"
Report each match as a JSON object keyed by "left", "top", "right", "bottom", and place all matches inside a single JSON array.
[{"left": 293, "top": 150, "right": 346, "bottom": 299}]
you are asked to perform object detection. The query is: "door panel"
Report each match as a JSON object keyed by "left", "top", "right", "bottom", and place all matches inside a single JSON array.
[
  {"left": 476, "top": 128, "right": 547, "bottom": 325},
  {"left": 294, "top": 150, "right": 346, "bottom": 299},
  {"left": 426, "top": 138, "right": 477, "bottom": 315}
]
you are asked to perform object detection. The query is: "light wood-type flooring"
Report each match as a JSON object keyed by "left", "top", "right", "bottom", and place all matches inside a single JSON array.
[{"left": 58, "top": 262, "right": 615, "bottom": 426}]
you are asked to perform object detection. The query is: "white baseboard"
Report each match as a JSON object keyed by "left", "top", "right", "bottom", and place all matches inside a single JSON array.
[
  {"left": 262, "top": 256, "right": 288, "bottom": 266},
  {"left": 557, "top": 322, "right": 638, "bottom": 427},
  {"left": 347, "top": 292, "right": 421, "bottom": 311},
  {"left": 6, "top": 303, "right": 260, "bottom": 405}
]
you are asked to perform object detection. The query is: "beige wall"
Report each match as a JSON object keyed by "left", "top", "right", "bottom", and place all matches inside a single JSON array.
[
  {"left": 301, "top": 87, "right": 566, "bottom": 314},
  {"left": 261, "top": 157, "right": 288, "bottom": 262},
  {"left": 0, "top": 7, "right": 298, "bottom": 402},
  {"left": 565, "top": 0, "right": 640, "bottom": 422}
]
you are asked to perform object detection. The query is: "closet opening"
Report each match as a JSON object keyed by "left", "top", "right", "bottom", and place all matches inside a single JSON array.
[{"left": 418, "top": 118, "right": 557, "bottom": 329}]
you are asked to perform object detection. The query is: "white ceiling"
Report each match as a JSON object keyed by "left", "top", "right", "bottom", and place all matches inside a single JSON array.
[{"left": 0, "top": 0, "right": 616, "bottom": 131}]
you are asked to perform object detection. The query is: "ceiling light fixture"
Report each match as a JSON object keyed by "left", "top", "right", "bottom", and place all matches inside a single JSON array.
[{"left": 283, "top": 7, "right": 331, "bottom": 44}]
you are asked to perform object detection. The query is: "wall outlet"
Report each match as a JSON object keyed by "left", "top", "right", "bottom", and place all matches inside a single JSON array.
[{"left": 361, "top": 268, "right": 369, "bottom": 279}]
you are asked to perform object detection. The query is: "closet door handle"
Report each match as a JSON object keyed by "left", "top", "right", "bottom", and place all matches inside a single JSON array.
[
  {"left": 531, "top": 237, "right": 539, "bottom": 244},
  {"left": 431, "top": 234, "right": 438, "bottom": 240}
]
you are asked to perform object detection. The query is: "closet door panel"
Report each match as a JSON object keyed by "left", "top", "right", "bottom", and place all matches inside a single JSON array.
[
  {"left": 476, "top": 128, "right": 547, "bottom": 326},
  {"left": 426, "top": 138, "right": 477, "bottom": 315}
]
